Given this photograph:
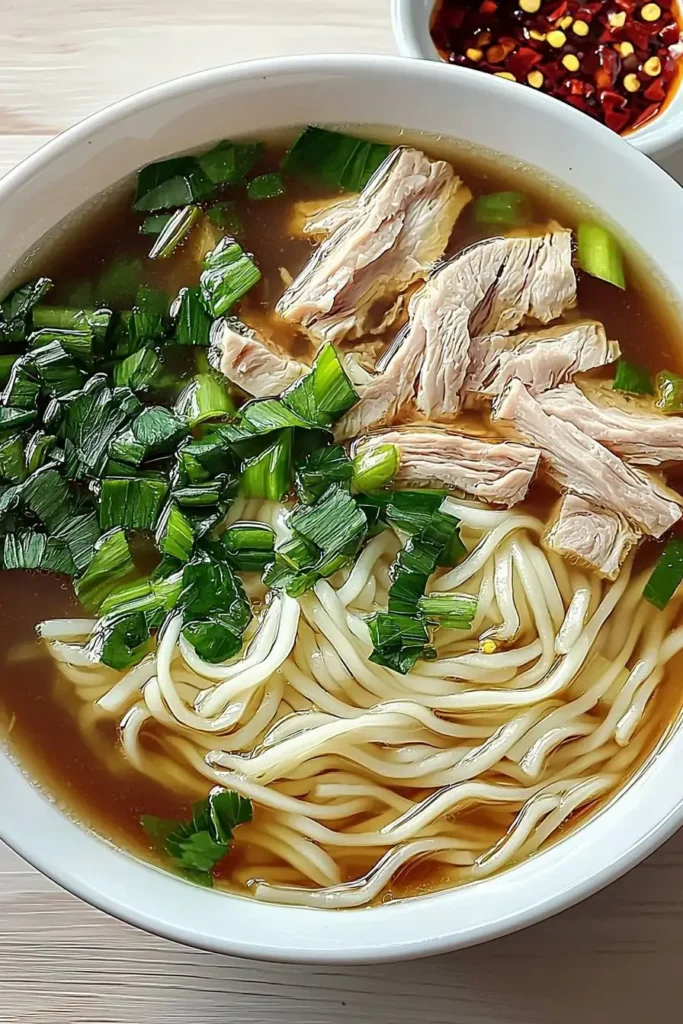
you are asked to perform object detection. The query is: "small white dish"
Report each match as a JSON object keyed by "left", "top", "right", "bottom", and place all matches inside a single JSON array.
[
  {"left": 2, "top": 53, "right": 683, "bottom": 964},
  {"left": 391, "top": 0, "right": 683, "bottom": 159}
]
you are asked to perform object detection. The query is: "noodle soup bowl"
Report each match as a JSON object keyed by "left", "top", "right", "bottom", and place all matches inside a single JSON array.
[{"left": 2, "top": 54, "right": 683, "bottom": 964}]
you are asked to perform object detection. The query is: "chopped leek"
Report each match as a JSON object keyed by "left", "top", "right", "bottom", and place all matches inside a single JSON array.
[
  {"left": 289, "top": 483, "right": 367, "bottom": 558},
  {"left": 199, "top": 237, "right": 261, "bottom": 317},
  {"left": 295, "top": 445, "right": 353, "bottom": 504},
  {"left": 29, "top": 327, "right": 97, "bottom": 365},
  {"left": 23, "top": 467, "right": 74, "bottom": 532},
  {"left": 175, "top": 373, "right": 235, "bottom": 425},
  {"left": 368, "top": 612, "right": 430, "bottom": 675},
  {"left": 93, "top": 610, "right": 152, "bottom": 670},
  {"left": 282, "top": 127, "right": 391, "bottom": 192},
  {"left": 0, "top": 434, "right": 26, "bottom": 484},
  {"left": 384, "top": 489, "right": 446, "bottom": 535},
  {"left": 32, "top": 306, "right": 112, "bottom": 339},
  {"left": 113, "top": 347, "right": 162, "bottom": 392},
  {"left": 240, "top": 430, "right": 292, "bottom": 500},
  {"left": 612, "top": 357, "right": 654, "bottom": 395},
  {"left": 283, "top": 344, "right": 357, "bottom": 426},
  {"left": 247, "top": 173, "right": 285, "bottom": 200},
  {"left": 418, "top": 593, "right": 477, "bottom": 629},
  {"left": 198, "top": 140, "right": 263, "bottom": 186},
  {"left": 173, "top": 287, "right": 212, "bottom": 347},
  {"left": 130, "top": 406, "right": 188, "bottom": 455},
  {"left": 25, "top": 431, "right": 58, "bottom": 475},
  {"left": 474, "top": 191, "right": 532, "bottom": 227},
  {"left": 134, "top": 157, "right": 214, "bottom": 212},
  {"left": 222, "top": 522, "right": 275, "bottom": 572},
  {"left": 74, "top": 528, "right": 135, "bottom": 612},
  {"left": 155, "top": 502, "right": 195, "bottom": 562},
  {"left": 54, "top": 512, "right": 101, "bottom": 572},
  {"left": 352, "top": 443, "right": 398, "bottom": 493},
  {"left": 0, "top": 278, "right": 53, "bottom": 345},
  {"left": 53, "top": 375, "right": 141, "bottom": 481},
  {"left": 577, "top": 222, "right": 626, "bottom": 290},
  {"left": 179, "top": 553, "right": 252, "bottom": 663},
  {"left": 644, "top": 539, "right": 683, "bottom": 610},
  {"left": 32, "top": 341, "right": 85, "bottom": 397},
  {"left": 149, "top": 204, "right": 201, "bottom": 259},
  {"left": 655, "top": 370, "right": 683, "bottom": 414},
  {"left": 2, "top": 531, "right": 75, "bottom": 575},
  {"left": 98, "top": 476, "right": 168, "bottom": 531},
  {"left": 0, "top": 406, "right": 36, "bottom": 435},
  {"left": 2, "top": 356, "right": 41, "bottom": 408}
]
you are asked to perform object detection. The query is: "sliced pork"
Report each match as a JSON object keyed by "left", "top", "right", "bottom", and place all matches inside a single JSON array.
[
  {"left": 538, "top": 382, "right": 683, "bottom": 466},
  {"left": 544, "top": 494, "right": 639, "bottom": 580},
  {"left": 336, "top": 227, "right": 577, "bottom": 438},
  {"left": 214, "top": 319, "right": 307, "bottom": 398},
  {"left": 357, "top": 428, "right": 540, "bottom": 506},
  {"left": 467, "top": 321, "right": 619, "bottom": 400},
  {"left": 276, "top": 146, "right": 471, "bottom": 345},
  {"left": 289, "top": 196, "right": 358, "bottom": 240},
  {"left": 492, "top": 378, "right": 681, "bottom": 537}
]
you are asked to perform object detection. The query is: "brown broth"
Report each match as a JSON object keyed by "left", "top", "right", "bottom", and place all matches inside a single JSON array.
[{"left": 2, "top": 128, "right": 683, "bottom": 902}]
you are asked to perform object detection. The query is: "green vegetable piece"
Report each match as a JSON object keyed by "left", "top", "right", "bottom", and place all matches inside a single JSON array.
[
  {"left": 295, "top": 444, "right": 353, "bottom": 504},
  {"left": 352, "top": 443, "right": 398, "bottom": 493},
  {"left": 2, "top": 355, "right": 41, "bottom": 408},
  {"left": 99, "top": 476, "right": 169, "bottom": 531},
  {"left": 644, "top": 539, "right": 683, "bottom": 610},
  {"left": 247, "top": 173, "right": 285, "bottom": 200},
  {"left": 175, "top": 373, "right": 235, "bottom": 426},
  {"left": 179, "top": 553, "right": 252, "bottom": 663},
  {"left": 282, "top": 344, "right": 357, "bottom": 427},
  {"left": 222, "top": 522, "right": 275, "bottom": 572},
  {"left": 97, "top": 610, "right": 153, "bottom": 670},
  {"left": 25, "top": 431, "right": 58, "bottom": 475},
  {"left": 289, "top": 483, "right": 367, "bottom": 559},
  {"left": 134, "top": 156, "right": 214, "bottom": 212},
  {"left": 54, "top": 511, "right": 101, "bottom": 572},
  {"left": 23, "top": 467, "right": 74, "bottom": 532},
  {"left": 29, "top": 327, "right": 97, "bottom": 365},
  {"left": 131, "top": 405, "right": 188, "bottom": 455},
  {"left": 206, "top": 202, "right": 243, "bottom": 234},
  {"left": 384, "top": 489, "right": 446, "bottom": 535},
  {"left": 240, "top": 430, "right": 292, "bottom": 500},
  {"left": 2, "top": 531, "right": 75, "bottom": 575},
  {"left": 474, "top": 191, "right": 532, "bottom": 227},
  {"left": 577, "top": 222, "right": 626, "bottom": 290},
  {"left": 32, "top": 306, "right": 112, "bottom": 339},
  {"left": 53, "top": 375, "right": 140, "bottom": 481},
  {"left": 0, "top": 355, "right": 18, "bottom": 387},
  {"left": 0, "top": 406, "right": 36, "bottom": 435},
  {"left": 155, "top": 502, "right": 195, "bottom": 562},
  {"left": 108, "top": 428, "right": 146, "bottom": 467},
  {"left": 113, "top": 347, "right": 163, "bottom": 392},
  {"left": 74, "top": 528, "right": 135, "bottom": 612},
  {"left": 198, "top": 140, "right": 264, "bottom": 186},
  {"left": 612, "top": 357, "right": 654, "bottom": 396},
  {"left": 282, "top": 126, "right": 392, "bottom": 192},
  {"left": 173, "top": 287, "right": 213, "bottom": 347},
  {"left": 418, "top": 593, "right": 477, "bottom": 629},
  {"left": 98, "top": 258, "right": 142, "bottom": 306},
  {"left": 139, "top": 214, "right": 173, "bottom": 236},
  {"left": 200, "top": 237, "right": 261, "bottom": 318},
  {"left": 149, "top": 204, "right": 201, "bottom": 259},
  {"left": 0, "top": 434, "right": 26, "bottom": 484},
  {"left": 368, "top": 612, "right": 430, "bottom": 675},
  {"left": 32, "top": 340, "right": 85, "bottom": 397},
  {"left": 0, "top": 278, "right": 53, "bottom": 345}
]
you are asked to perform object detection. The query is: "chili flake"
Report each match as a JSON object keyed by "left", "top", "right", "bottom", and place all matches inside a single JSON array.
[{"left": 430, "top": 0, "right": 683, "bottom": 135}]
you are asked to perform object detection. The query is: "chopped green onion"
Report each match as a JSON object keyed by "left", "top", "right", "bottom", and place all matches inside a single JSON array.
[
  {"left": 0, "top": 406, "right": 36, "bottom": 435},
  {"left": 113, "top": 347, "right": 163, "bottom": 392},
  {"left": 198, "top": 141, "right": 264, "bottom": 186},
  {"left": 155, "top": 502, "right": 195, "bottom": 562},
  {"left": 613, "top": 357, "right": 654, "bottom": 395},
  {"left": 25, "top": 431, "right": 57, "bottom": 475},
  {"left": 99, "top": 476, "right": 168, "bottom": 531},
  {"left": 290, "top": 483, "right": 367, "bottom": 557},
  {"left": 384, "top": 489, "right": 446, "bottom": 535},
  {"left": 172, "top": 479, "right": 228, "bottom": 508},
  {"left": 173, "top": 287, "right": 212, "bottom": 347},
  {"left": 240, "top": 430, "right": 292, "bottom": 500},
  {"left": 23, "top": 467, "right": 74, "bottom": 532},
  {"left": 655, "top": 370, "right": 683, "bottom": 414},
  {"left": 32, "top": 340, "right": 85, "bottom": 397},
  {"left": 247, "top": 173, "right": 285, "bottom": 200},
  {"left": 295, "top": 444, "right": 353, "bottom": 504},
  {"left": 474, "top": 191, "right": 532, "bottom": 227},
  {"left": 282, "top": 126, "right": 392, "bottom": 192},
  {"left": 368, "top": 612, "right": 430, "bottom": 675},
  {"left": 134, "top": 157, "right": 214, "bottom": 212},
  {"left": 92, "top": 610, "right": 152, "bottom": 670},
  {"left": 51, "top": 375, "right": 141, "bottom": 481},
  {"left": 0, "top": 278, "right": 53, "bottom": 345},
  {"left": 0, "top": 434, "right": 26, "bottom": 484},
  {"left": 222, "top": 522, "right": 275, "bottom": 572},
  {"left": 2, "top": 356, "right": 41, "bottom": 408},
  {"left": 643, "top": 539, "right": 683, "bottom": 610},
  {"left": 577, "top": 222, "right": 626, "bottom": 290},
  {"left": 175, "top": 373, "right": 235, "bottom": 425},
  {"left": 206, "top": 202, "right": 243, "bottom": 234},
  {"left": 74, "top": 528, "right": 135, "bottom": 612},
  {"left": 418, "top": 593, "right": 477, "bottom": 629},
  {"left": 130, "top": 406, "right": 188, "bottom": 456},
  {"left": 352, "top": 443, "right": 398, "bottom": 493},
  {"left": 139, "top": 214, "right": 172, "bottom": 236},
  {"left": 149, "top": 204, "right": 201, "bottom": 259},
  {"left": 2, "top": 531, "right": 75, "bottom": 575},
  {"left": 0, "top": 355, "right": 18, "bottom": 387},
  {"left": 97, "top": 258, "right": 142, "bottom": 306},
  {"left": 32, "top": 307, "right": 112, "bottom": 339},
  {"left": 282, "top": 344, "right": 357, "bottom": 427},
  {"left": 178, "top": 553, "right": 252, "bottom": 663},
  {"left": 199, "top": 237, "right": 261, "bottom": 317},
  {"left": 29, "top": 327, "right": 97, "bottom": 365},
  {"left": 53, "top": 511, "right": 101, "bottom": 572},
  {"left": 141, "top": 788, "right": 252, "bottom": 887},
  {"left": 174, "top": 433, "right": 236, "bottom": 485}
]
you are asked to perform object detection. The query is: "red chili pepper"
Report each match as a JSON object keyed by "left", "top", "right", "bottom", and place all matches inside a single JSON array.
[
  {"left": 629, "top": 101, "right": 661, "bottom": 129},
  {"left": 644, "top": 77, "right": 667, "bottom": 99}
]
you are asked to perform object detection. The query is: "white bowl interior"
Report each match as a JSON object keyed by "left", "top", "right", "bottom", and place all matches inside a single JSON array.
[{"left": 2, "top": 54, "right": 683, "bottom": 963}]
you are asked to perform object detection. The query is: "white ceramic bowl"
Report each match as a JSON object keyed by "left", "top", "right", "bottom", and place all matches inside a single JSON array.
[
  {"left": 391, "top": 0, "right": 683, "bottom": 159},
  {"left": 2, "top": 54, "right": 683, "bottom": 965}
]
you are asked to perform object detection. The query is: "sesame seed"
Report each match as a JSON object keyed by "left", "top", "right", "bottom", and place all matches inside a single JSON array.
[
  {"left": 547, "top": 29, "right": 567, "bottom": 47},
  {"left": 643, "top": 55, "right": 662, "bottom": 75},
  {"left": 495, "top": 71, "right": 517, "bottom": 80},
  {"left": 618, "top": 40, "right": 635, "bottom": 56},
  {"left": 608, "top": 10, "right": 627, "bottom": 27},
  {"left": 527, "top": 69, "right": 544, "bottom": 87},
  {"left": 572, "top": 19, "right": 590, "bottom": 36},
  {"left": 562, "top": 53, "right": 580, "bottom": 71},
  {"left": 641, "top": 3, "right": 661, "bottom": 21},
  {"left": 466, "top": 47, "right": 484, "bottom": 61},
  {"left": 624, "top": 72, "right": 641, "bottom": 91}
]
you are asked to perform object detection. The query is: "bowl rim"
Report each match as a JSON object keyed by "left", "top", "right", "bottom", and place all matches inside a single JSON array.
[
  {"left": 389, "top": 0, "right": 683, "bottom": 159},
  {"left": 2, "top": 52, "right": 683, "bottom": 964}
]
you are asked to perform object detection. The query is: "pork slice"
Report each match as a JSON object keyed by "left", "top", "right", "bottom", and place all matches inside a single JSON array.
[
  {"left": 417, "top": 227, "right": 577, "bottom": 420},
  {"left": 289, "top": 196, "right": 359, "bottom": 239},
  {"left": 492, "top": 378, "right": 681, "bottom": 537},
  {"left": 214, "top": 318, "right": 308, "bottom": 398},
  {"left": 469, "top": 321, "right": 619, "bottom": 400},
  {"left": 357, "top": 428, "right": 540, "bottom": 506},
  {"left": 276, "top": 146, "right": 471, "bottom": 345},
  {"left": 544, "top": 493, "right": 639, "bottom": 580},
  {"left": 538, "top": 382, "right": 683, "bottom": 466}
]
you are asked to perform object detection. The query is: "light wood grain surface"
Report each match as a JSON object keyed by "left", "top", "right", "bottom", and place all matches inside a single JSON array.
[{"left": 2, "top": 2, "right": 683, "bottom": 1021}]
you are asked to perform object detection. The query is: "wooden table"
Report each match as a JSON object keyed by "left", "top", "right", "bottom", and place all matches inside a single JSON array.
[{"left": 2, "top": 2, "right": 683, "bottom": 1020}]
